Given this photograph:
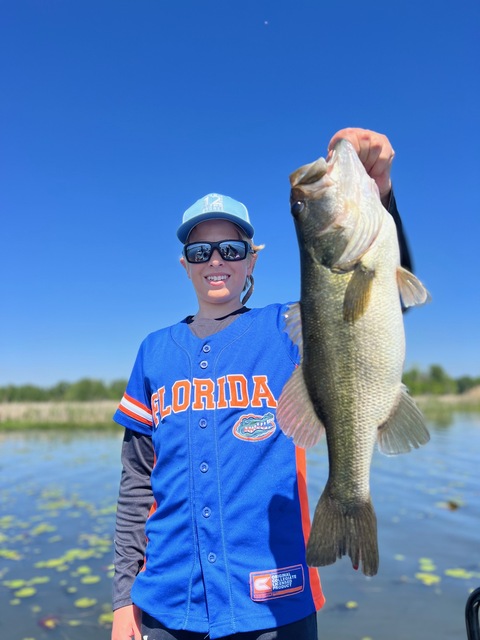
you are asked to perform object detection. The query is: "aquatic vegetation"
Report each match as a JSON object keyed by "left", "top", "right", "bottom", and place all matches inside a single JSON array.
[
  {"left": 445, "top": 568, "right": 480, "bottom": 580},
  {"left": 412, "top": 556, "right": 480, "bottom": 588},
  {"left": 81, "top": 575, "right": 101, "bottom": 584},
  {"left": 14, "top": 586, "right": 37, "bottom": 598},
  {"left": 0, "top": 447, "right": 117, "bottom": 639},
  {"left": 419, "top": 557, "right": 437, "bottom": 572},
  {"left": 3, "top": 576, "right": 50, "bottom": 595},
  {"left": 0, "top": 548, "right": 22, "bottom": 560},
  {"left": 74, "top": 597, "right": 97, "bottom": 608},
  {"left": 3, "top": 579, "right": 28, "bottom": 589},
  {"left": 39, "top": 614, "right": 61, "bottom": 629},
  {"left": 30, "top": 523, "right": 57, "bottom": 535},
  {"left": 98, "top": 606, "right": 115, "bottom": 626},
  {"left": 415, "top": 572, "right": 441, "bottom": 586},
  {"left": 2, "top": 421, "right": 479, "bottom": 639},
  {"left": 435, "top": 499, "right": 463, "bottom": 511}
]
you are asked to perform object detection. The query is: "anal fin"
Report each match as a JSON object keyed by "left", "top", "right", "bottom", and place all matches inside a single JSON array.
[{"left": 377, "top": 385, "right": 430, "bottom": 454}]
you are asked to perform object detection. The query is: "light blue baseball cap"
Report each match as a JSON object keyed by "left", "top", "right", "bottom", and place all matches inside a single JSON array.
[{"left": 177, "top": 193, "right": 255, "bottom": 243}]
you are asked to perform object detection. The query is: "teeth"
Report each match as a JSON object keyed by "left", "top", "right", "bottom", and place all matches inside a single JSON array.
[{"left": 207, "top": 275, "right": 228, "bottom": 282}]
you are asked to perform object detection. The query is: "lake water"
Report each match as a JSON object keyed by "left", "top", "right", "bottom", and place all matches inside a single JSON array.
[{"left": 1, "top": 414, "right": 479, "bottom": 640}]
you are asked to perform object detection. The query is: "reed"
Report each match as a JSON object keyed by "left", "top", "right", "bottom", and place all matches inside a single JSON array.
[
  {"left": 1, "top": 396, "right": 479, "bottom": 431},
  {"left": 0, "top": 401, "right": 118, "bottom": 430}
]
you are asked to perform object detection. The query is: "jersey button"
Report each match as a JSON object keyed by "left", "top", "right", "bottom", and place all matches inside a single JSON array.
[
  {"left": 202, "top": 507, "right": 211, "bottom": 518},
  {"left": 200, "top": 360, "right": 208, "bottom": 369},
  {"left": 200, "top": 462, "right": 209, "bottom": 473},
  {"left": 202, "top": 344, "right": 211, "bottom": 353},
  {"left": 208, "top": 553, "right": 217, "bottom": 563},
  {"left": 199, "top": 418, "right": 207, "bottom": 428}
]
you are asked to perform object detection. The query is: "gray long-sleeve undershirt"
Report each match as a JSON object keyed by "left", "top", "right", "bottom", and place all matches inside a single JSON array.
[{"left": 113, "top": 429, "right": 155, "bottom": 610}]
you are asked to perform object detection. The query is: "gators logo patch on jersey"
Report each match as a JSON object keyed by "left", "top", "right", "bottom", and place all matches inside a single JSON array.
[{"left": 232, "top": 412, "right": 276, "bottom": 441}]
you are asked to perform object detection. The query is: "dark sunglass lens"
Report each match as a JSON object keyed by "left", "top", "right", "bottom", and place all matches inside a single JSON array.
[
  {"left": 185, "top": 243, "right": 212, "bottom": 263},
  {"left": 219, "top": 241, "right": 247, "bottom": 260}
]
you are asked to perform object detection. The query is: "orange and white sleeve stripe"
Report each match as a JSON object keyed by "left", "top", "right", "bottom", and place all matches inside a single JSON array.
[{"left": 118, "top": 392, "right": 153, "bottom": 426}]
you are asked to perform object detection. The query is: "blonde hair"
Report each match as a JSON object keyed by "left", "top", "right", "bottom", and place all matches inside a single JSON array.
[{"left": 241, "top": 232, "right": 264, "bottom": 305}]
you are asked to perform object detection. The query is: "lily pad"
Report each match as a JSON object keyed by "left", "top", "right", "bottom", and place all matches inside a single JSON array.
[
  {"left": 74, "top": 597, "right": 97, "bottom": 608},
  {"left": 14, "top": 586, "right": 37, "bottom": 598}
]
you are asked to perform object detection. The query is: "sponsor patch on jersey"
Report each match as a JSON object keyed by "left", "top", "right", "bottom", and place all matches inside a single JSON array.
[
  {"left": 232, "top": 412, "right": 276, "bottom": 441},
  {"left": 250, "top": 565, "right": 305, "bottom": 601}
]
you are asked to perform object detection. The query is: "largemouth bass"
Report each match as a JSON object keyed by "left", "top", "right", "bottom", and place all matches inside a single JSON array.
[{"left": 277, "top": 139, "right": 430, "bottom": 576}]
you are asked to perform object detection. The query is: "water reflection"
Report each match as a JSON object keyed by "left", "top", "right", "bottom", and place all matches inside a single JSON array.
[
  {"left": 308, "top": 414, "right": 480, "bottom": 640},
  {"left": 1, "top": 418, "right": 479, "bottom": 640},
  {"left": 418, "top": 402, "right": 480, "bottom": 429},
  {"left": 0, "top": 432, "right": 123, "bottom": 639}
]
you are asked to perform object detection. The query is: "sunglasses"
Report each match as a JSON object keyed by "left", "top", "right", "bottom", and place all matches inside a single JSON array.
[{"left": 183, "top": 240, "right": 254, "bottom": 264}]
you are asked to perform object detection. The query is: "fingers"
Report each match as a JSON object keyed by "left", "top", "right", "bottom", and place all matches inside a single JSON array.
[
  {"left": 327, "top": 127, "right": 395, "bottom": 200},
  {"left": 328, "top": 127, "right": 394, "bottom": 161},
  {"left": 111, "top": 604, "right": 142, "bottom": 640}
]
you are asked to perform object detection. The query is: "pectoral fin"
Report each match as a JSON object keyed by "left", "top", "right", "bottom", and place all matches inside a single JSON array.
[
  {"left": 377, "top": 385, "right": 430, "bottom": 454},
  {"left": 283, "top": 302, "right": 303, "bottom": 356},
  {"left": 343, "top": 264, "right": 375, "bottom": 322},
  {"left": 397, "top": 267, "right": 431, "bottom": 308},
  {"left": 277, "top": 366, "right": 325, "bottom": 449}
]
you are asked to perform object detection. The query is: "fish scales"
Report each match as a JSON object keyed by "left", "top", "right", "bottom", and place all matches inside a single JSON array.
[{"left": 277, "top": 139, "right": 430, "bottom": 576}]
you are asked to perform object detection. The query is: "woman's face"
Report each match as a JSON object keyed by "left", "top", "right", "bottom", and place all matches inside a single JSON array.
[{"left": 180, "top": 219, "right": 256, "bottom": 315}]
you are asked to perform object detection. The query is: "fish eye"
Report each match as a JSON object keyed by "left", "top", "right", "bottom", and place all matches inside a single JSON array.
[{"left": 291, "top": 201, "right": 305, "bottom": 217}]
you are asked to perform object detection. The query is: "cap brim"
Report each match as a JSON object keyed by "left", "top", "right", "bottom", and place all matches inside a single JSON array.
[{"left": 177, "top": 212, "right": 254, "bottom": 243}]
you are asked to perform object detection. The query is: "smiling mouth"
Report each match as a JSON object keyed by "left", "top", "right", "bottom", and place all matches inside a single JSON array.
[{"left": 207, "top": 275, "right": 229, "bottom": 282}]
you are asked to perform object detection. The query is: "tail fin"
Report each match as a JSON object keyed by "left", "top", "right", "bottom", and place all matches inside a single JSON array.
[{"left": 306, "top": 489, "right": 379, "bottom": 577}]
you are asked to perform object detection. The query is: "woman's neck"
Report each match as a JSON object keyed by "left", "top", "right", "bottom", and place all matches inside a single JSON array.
[
  {"left": 194, "top": 305, "right": 246, "bottom": 321},
  {"left": 194, "top": 300, "right": 245, "bottom": 321}
]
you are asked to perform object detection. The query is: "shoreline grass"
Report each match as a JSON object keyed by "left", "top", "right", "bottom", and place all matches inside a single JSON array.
[
  {"left": 0, "top": 400, "right": 118, "bottom": 430},
  {"left": 0, "top": 420, "right": 119, "bottom": 431},
  {"left": 0, "top": 395, "right": 479, "bottom": 431}
]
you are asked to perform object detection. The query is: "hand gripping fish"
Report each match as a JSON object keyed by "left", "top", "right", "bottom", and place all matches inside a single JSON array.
[{"left": 277, "top": 139, "right": 430, "bottom": 577}]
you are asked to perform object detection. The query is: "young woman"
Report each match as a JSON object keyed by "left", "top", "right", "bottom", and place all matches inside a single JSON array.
[{"left": 111, "top": 128, "right": 411, "bottom": 640}]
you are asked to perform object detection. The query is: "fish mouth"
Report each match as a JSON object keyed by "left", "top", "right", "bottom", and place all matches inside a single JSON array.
[
  {"left": 289, "top": 154, "right": 336, "bottom": 219},
  {"left": 290, "top": 156, "right": 329, "bottom": 188}
]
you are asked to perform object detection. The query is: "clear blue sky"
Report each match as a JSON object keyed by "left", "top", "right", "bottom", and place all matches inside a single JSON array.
[{"left": 1, "top": 0, "right": 479, "bottom": 386}]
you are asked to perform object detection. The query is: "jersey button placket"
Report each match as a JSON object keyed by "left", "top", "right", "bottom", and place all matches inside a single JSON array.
[{"left": 193, "top": 343, "right": 223, "bottom": 600}]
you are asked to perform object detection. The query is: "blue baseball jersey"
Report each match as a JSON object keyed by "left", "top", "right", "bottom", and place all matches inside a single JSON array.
[{"left": 113, "top": 303, "right": 325, "bottom": 639}]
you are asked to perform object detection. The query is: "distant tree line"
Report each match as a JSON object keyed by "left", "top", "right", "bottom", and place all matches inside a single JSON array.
[
  {"left": 402, "top": 365, "right": 480, "bottom": 396},
  {"left": 0, "top": 378, "right": 127, "bottom": 402},
  {"left": 0, "top": 367, "right": 479, "bottom": 402}
]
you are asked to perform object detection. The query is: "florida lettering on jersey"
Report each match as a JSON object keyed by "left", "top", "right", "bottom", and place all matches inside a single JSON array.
[{"left": 118, "top": 373, "right": 277, "bottom": 428}]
